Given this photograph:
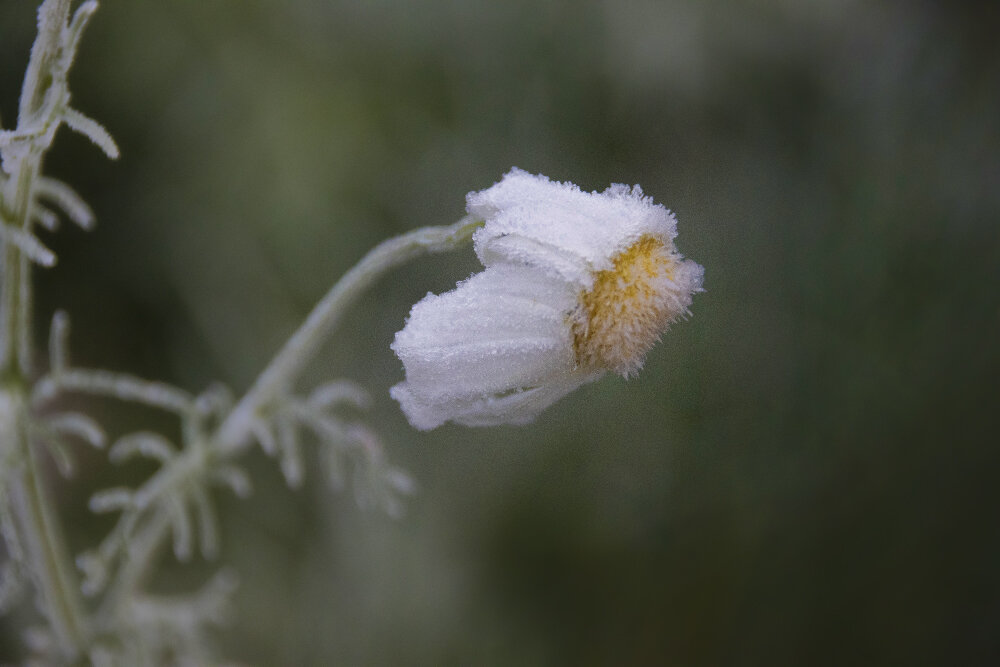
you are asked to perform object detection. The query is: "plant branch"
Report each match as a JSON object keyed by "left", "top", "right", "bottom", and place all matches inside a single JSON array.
[
  {"left": 2, "top": 384, "right": 89, "bottom": 660},
  {"left": 95, "top": 216, "right": 483, "bottom": 626},
  {"left": 0, "top": 2, "right": 107, "bottom": 661}
]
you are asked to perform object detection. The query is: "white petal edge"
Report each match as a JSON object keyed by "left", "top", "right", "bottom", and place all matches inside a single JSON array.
[
  {"left": 391, "top": 263, "right": 579, "bottom": 403},
  {"left": 391, "top": 368, "right": 603, "bottom": 430},
  {"left": 468, "top": 168, "right": 679, "bottom": 287}
]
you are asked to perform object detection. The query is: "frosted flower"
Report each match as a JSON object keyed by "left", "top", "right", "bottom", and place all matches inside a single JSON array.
[{"left": 391, "top": 168, "right": 704, "bottom": 430}]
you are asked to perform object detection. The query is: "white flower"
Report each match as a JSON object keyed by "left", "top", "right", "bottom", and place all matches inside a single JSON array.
[{"left": 391, "top": 168, "right": 704, "bottom": 430}]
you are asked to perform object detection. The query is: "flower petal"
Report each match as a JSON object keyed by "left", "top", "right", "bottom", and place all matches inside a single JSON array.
[
  {"left": 391, "top": 264, "right": 578, "bottom": 405},
  {"left": 391, "top": 368, "right": 602, "bottom": 430},
  {"left": 468, "top": 168, "right": 678, "bottom": 288}
]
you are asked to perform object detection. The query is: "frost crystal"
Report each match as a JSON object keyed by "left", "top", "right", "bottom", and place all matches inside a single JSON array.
[{"left": 391, "top": 169, "right": 704, "bottom": 430}]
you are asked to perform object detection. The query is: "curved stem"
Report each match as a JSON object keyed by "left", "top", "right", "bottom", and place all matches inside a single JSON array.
[
  {"left": 0, "top": 150, "right": 42, "bottom": 375},
  {"left": 97, "top": 216, "right": 482, "bottom": 623},
  {"left": 2, "top": 384, "right": 89, "bottom": 660},
  {"left": 214, "top": 215, "right": 483, "bottom": 454},
  {"left": 0, "top": 2, "right": 93, "bottom": 659}
]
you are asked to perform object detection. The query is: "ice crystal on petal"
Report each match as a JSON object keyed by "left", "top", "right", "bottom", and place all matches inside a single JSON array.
[
  {"left": 392, "top": 264, "right": 578, "bottom": 400},
  {"left": 469, "top": 168, "right": 679, "bottom": 287}
]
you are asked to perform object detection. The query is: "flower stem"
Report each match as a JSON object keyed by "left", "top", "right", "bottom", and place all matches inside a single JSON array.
[
  {"left": 96, "top": 216, "right": 483, "bottom": 624},
  {"left": 214, "top": 215, "right": 483, "bottom": 454},
  {"left": 0, "top": 2, "right": 91, "bottom": 659},
  {"left": 0, "top": 152, "right": 41, "bottom": 375},
  {"left": 5, "top": 384, "right": 89, "bottom": 658}
]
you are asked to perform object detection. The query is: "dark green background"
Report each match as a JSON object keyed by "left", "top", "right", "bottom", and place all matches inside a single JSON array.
[{"left": 2, "top": 0, "right": 998, "bottom": 664}]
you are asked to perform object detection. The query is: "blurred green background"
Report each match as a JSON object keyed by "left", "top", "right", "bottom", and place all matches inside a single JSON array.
[{"left": 3, "top": 0, "right": 999, "bottom": 664}]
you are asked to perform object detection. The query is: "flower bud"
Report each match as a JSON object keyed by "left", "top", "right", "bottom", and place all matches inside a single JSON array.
[{"left": 391, "top": 169, "right": 704, "bottom": 430}]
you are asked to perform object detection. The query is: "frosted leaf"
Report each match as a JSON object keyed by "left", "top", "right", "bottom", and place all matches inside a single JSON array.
[
  {"left": 31, "top": 203, "right": 59, "bottom": 231},
  {"left": 276, "top": 415, "right": 303, "bottom": 488},
  {"left": 48, "top": 310, "right": 70, "bottom": 372},
  {"left": 250, "top": 419, "right": 278, "bottom": 457},
  {"left": 46, "top": 412, "right": 106, "bottom": 449},
  {"left": 32, "top": 368, "right": 194, "bottom": 414},
  {"left": 191, "top": 485, "right": 219, "bottom": 560},
  {"left": 61, "top": 1, "right": 99, "bottom": 66},
  {"left": 36, "top": 177, "right": 95, "bottom": 230},
  {"left": 76, "top": 550, "right": 108, "bottom": 597},
  {"left": 210, "top": 464, "right": 252, "bottom": 499},
  {"left": 308, "top": 380, "right": 371, "bottom": 411},
  {"left": 112, "top": 568, "right": 239, "bottom": 664},
  {"left": 132, "top": 464, "right": 178, "bottom": 510},
  {"left": 0, "top": 223, "right": 55, "bottom": 266},
  {"left": 196, "top": 567, "right": 239, "bottom": 624},
  {"left": 195, "top": 383, "right": 234, "bottom": 419},
  {"left": 35, "top": 0, "right": 70, "bottom": 36},
  {"left": 286, "top": 399, "right": 351, "bottom": 444},
  {"left": 89, "top": 487, "right": 135, "bottom": 513},
  {"left": 168, "top": 496, "right": 193, "bottom": 561},
  {"left": 109, "top": 432, "right": 177, "bottom": 464},
  {"left": 30, "top": 410, "right": 107, "bottom": 477},
  {"left": 375, "top": 466, "right": 417, "bottom": 519},
  {"left": 380, "top": 495, "right": 404, "bottom": 520},
  {"left": 384, "top": 466, "right": 417, "bottom": 496},
  {"left": 288, "top": 412, "right": 414, "bottom": 516},
  {"left": 41, "top": 437, "right": 74, "bottom": 476},
  {"left": 335, "top": 426, "right": 415, "bottom": 517},
  {"left": 61, "top": 108, "right": 119, "bottom": 159}
]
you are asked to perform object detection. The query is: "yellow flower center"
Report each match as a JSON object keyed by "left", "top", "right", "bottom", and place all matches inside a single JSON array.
[{"left": 572, "top": 236, "right": 680, "bottom": 377}]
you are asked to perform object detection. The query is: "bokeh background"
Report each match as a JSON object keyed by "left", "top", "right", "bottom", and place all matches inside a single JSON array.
[{"left": 2, "top": 0, "right": 999, "bottom": 664}]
